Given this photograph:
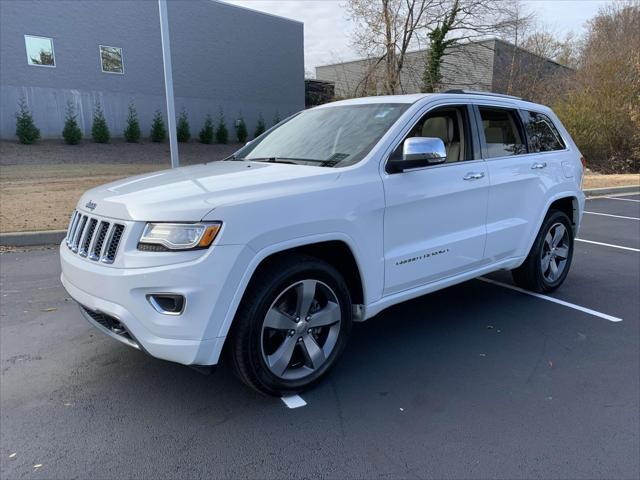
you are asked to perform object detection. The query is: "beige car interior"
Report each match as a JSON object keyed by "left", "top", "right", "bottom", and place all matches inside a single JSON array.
[
  {"left": 412, "top": 108, "right": 466, "bottom": 162},
  {"left": 481, "top": 109, "right": 525, "bottom": 157}
]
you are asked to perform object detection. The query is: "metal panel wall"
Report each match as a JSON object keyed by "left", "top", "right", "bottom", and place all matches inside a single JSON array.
[{"left": 0, "top": 0, "right": 304, "bottom": 139}]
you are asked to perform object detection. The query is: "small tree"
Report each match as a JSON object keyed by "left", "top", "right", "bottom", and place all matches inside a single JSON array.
[
  {"left": 273, "top": 110, "right": 281, "bottom": 125},
  {"left": 123, "top": 102, "right": 141, "bottom": 143},
  {"left": 150, "top": 110, "right": 166, "bottom": 142},
  {"left": 15, "top": 98, "right": 40, "bottom": 144},
  {"left": 199, "top": 114, "right": 214, "bottom": 144},
  {"left": 235, "top": 116, "right": 248, "bottom": 143},
  {"left": 91, "top": 103, "right": 110, "bottom": 143},
  {"left": 176, "top": 109, "right": 190, "bottom": 143},
  {"left": 215, "top": 110, "right": 228, "bottom": 144},
  {"left": 62, "top": 101, "right": 82, "bottom": 145},
  {"left": 254, "top": 113, "right": 266, "bottom": 138}
]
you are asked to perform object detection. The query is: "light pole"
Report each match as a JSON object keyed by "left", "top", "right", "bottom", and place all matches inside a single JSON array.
[{"left": 158, "top": 0, "right": 179, "bottom": 168}]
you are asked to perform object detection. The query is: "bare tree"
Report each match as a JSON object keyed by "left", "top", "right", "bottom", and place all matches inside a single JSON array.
[
  {"left": 495, "top": 0, "right": 535, "bottom": 95},
  {"left": 347, "top": 0, "right": 436, "bottom": 94},
  {"left": 494, "top": 2, "right": 582, "bottom": 101},
  {"left": 347, "top": 0, "right": 525, "bottom": 95},
  {"left": 422, "top": 0, "right": 520, "bottom": 92}
]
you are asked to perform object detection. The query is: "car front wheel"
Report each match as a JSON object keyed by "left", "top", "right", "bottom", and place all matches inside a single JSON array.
[{"left": 229, "top": 254, "right": 352, "bottom": 396}]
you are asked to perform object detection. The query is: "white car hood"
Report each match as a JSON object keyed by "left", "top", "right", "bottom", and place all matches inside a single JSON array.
[{"left": 76, "top": 161, "right": 339, "bottom": 221}]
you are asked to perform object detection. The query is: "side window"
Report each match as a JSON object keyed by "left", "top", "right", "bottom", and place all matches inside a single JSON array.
[
  {"left": 522, "top": 111, "right": 565, "bottom": 152},
  {"left": 390, "top": 105, "right": 472, "bottom": 163},
  {"left": 478, "top": 107, "right": 526, "bottom": 158}
]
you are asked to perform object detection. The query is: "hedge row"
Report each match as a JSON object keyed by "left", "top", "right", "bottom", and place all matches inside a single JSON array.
[{"left": 15, "top": 98, "right": 277, "bottom": 145}]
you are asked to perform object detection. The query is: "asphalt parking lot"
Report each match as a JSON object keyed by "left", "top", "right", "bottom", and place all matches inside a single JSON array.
[{"left": 1, "top": 194, "right": 639, "bottom": 480}]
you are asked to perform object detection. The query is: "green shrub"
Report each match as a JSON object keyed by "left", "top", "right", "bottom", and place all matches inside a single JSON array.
[
  {"left": 150, "top": 110, "right": 166, "bottom": 142},
  {"left": 235, "top": 116, "right": 248, "bottom": 143},
  {"left": 15, "top": 98, "right": 40, "bottom": 144},
  {"left": 91, "top": 103, "right": 110, "bottom": 143},
  {"left": 216, "top": 111, "right": 228, "bottom": 144},
  {"left": 199, "top": 114, "right": 214, "bottom": 144},
  {"left": 123, "top": 102, "right": 141, "bottom": 143},
  {"left": 254, "top": 113, "right": 266, "bottom": 138},
  {"left": 62, "top": 102, "right": 82, "bottom": 145},
  {"left": 176, "top": 109, "right": 190, "bottom": 143}
]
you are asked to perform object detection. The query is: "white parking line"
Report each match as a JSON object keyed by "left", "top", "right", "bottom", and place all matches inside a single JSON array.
[
  {"left": 576, "top": 238, "right": 640, "bottom": 252},
  {"left": 478, "top": 277, "right": 623, "bottom": 322},
  {"left": 281, "top": 394, "right": 307, "bottom": 409},
  {"left": 604, "top": 196, "right": 640, "bottom": 203},
  {"left": 584, "top": 211, "right": 640, "bottom": 221}
]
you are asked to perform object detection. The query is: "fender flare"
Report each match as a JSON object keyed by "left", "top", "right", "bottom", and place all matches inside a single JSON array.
[
  {"left": 213, "top": 231, "right": 366, "bottom": 343},
  {"left": 520, "top": 190, "right": 583, "bottom": 260}
]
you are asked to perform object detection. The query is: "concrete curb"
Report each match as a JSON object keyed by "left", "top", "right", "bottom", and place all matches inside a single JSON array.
[
  {"left": 584, "top": 185, "right": 639, "bottom": 198},
  {"left": 0, "top": 230, "right": 66, "bottom": 247},
  {"left": 0, "top": 185, "right": 637, "bottom": 247}
]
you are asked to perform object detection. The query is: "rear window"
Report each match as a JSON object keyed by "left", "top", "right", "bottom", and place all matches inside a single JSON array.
[
  {"left": 522, "top": 111, "right": 566, "bottom": 152},
  {"left": 478, "top": 107, "right": 526, "bottom": 158}
]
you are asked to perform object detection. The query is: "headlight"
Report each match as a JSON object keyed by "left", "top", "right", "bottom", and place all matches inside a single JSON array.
[{"left": 138, "top": 222, "right": 222, "bottom": 251}]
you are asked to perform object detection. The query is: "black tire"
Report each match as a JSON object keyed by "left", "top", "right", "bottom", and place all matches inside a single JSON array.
[
  {"left": 228, "top": 253, "right": 352, "bottom": 396},
  {"left": 512, "top": 209, "right": 574, "bottom": 293}
]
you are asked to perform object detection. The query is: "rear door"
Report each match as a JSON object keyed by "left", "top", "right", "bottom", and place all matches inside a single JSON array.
[
  {"left": 381, "top": 103, "right": 490, "bottom": 295},
  {"left": 475, "top": 104, "right": 565, "bottom": 261}
]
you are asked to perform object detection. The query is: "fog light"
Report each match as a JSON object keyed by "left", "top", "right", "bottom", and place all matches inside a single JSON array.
[{"left": 147, "top": 294, "right": 185, "bottom": 315}]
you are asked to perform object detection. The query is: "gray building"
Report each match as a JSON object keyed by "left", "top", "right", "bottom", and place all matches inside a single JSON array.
[
  {"left": 316, "top": 38, "right": 571, "bottom": 98},
  {"left": 0, "top": 0, "right": 304, "bottom": 139}
]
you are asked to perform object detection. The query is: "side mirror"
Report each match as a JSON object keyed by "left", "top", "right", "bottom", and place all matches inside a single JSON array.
[{"left": 389, "top": 137, "right": 447, "bottom": 173}]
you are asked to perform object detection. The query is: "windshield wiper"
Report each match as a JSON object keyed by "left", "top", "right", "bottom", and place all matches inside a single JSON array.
[{"left": 250, "top": 157, "right": 299, "bottom": 165}]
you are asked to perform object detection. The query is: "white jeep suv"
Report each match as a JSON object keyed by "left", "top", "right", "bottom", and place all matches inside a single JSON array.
[{"left": 60, "top": 91, "right": 585, "bottom": 395}]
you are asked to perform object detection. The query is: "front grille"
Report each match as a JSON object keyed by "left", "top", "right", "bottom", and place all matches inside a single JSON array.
[
  {"left": 105, "top": 224, "right": 124, "bottom": 262},
  {"left": 79, "top": 218, "right": 97, "bottom": 256},
  {"left": 65, "top": 210, "right": 125, "bottom": 264}
]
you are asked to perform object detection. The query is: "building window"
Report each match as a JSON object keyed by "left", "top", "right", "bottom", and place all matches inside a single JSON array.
[
  {"left": 24, "top": 35, "right": 55, "bottom": 67},
  {"left": 99, "top": 45, "right": 124, "bottom": 74}
]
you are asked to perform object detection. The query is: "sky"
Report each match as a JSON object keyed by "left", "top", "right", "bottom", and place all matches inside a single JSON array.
[{"left": 224, "top": 0, "right": 613, "bottom": 74}]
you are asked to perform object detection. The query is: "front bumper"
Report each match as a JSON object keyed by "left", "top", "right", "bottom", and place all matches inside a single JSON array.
[
  {"left": 79, "top": 305, "right": 142, "bottom": 350},
  {"left": 60, "top": 241, "right": 251, "bottom": 366}
]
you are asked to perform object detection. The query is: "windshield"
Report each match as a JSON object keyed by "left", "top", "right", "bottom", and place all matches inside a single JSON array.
[{"left": 234, "top": 103, "right": 409, "bottom": 168}]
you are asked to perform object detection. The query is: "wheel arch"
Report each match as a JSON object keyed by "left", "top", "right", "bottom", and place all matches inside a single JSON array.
[
  {"left": 251, "top": 241, "right": 365, "bottom": 306},
  {"left": 518, "top": 192, "right": 581, "bottom": 264},
  {"left": 548, "top": 196, "right": 580, "bottom": 227},
  {"left": 214, "top": 234, "right": 366, "bottom": 348}
]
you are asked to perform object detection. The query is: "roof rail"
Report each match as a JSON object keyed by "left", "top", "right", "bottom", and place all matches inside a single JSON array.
[{"left": 443, "top": 89, "right": 522, "bottom": 100}]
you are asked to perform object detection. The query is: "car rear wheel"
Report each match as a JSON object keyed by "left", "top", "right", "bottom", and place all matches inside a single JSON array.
[
  {"left": 512, "top": 209, "right": 574, "bottom": 293},
  {"left": 229, "top": 254, "right": 352, "bottom": 396}
]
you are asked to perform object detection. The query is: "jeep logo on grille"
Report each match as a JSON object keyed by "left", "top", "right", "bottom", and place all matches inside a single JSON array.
[{"left": 85, "top": 200, "right": 97, "bottom": 211}]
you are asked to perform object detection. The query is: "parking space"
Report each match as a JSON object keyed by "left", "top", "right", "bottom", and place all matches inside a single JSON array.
[
  {"left": 1, "top": 195, "right": 639, "bottom": 479},
  {"left": 583, "top": 195, "right": 640, "bottom": 221},
  {"left": 577, "top": 196, "right": 640, "bottom": 251}
]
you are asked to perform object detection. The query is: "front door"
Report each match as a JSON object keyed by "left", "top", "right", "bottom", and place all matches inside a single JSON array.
[{"left": 382, "top": 104, "right": 489, "bottom": 296}]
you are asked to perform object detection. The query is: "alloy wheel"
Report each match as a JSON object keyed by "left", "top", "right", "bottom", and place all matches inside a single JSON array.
[
  {"left": 541, "top": 222, "right": 570, "bottom": 283},
  {"left": 260, "top": 279, "right": 342, "bottom": 380}
]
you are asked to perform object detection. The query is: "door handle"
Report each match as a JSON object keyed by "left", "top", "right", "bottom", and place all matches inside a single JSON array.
[
  {"left": 531, "top": 162, "right": 547, "bottom": 170},
  {"left": 463, "top": 172, "right": 485, "bottom": 181}
]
